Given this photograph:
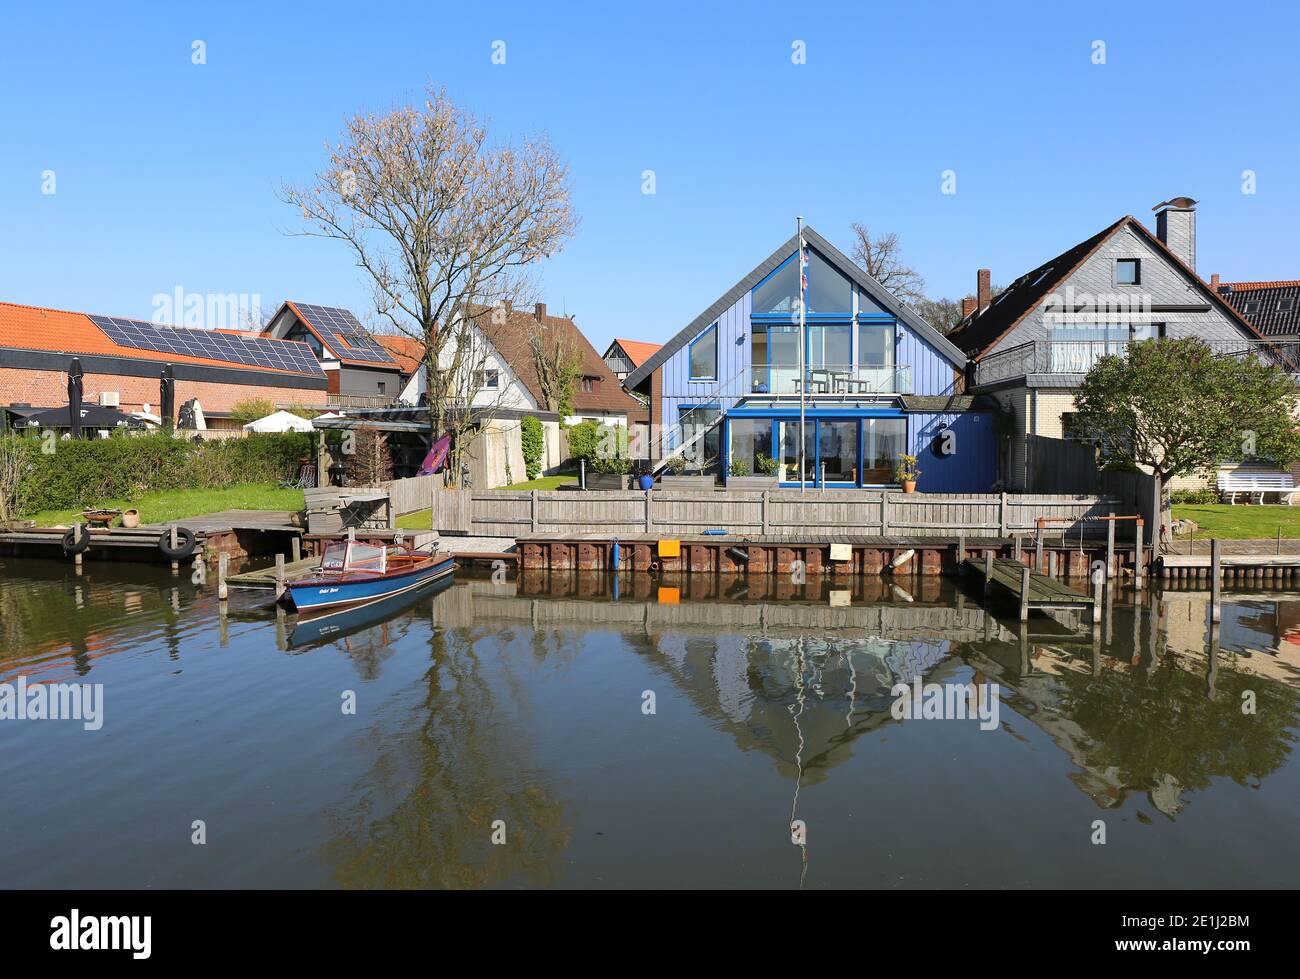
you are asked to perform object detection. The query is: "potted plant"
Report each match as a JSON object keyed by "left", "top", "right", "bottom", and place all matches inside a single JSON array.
[
  {"left": 894, "top": 454, "right": 921, "bottom": 493},
  {"left": 587, "top": 455, "right": 633, "bottom": 490},
  {"left": 726, "top": 455, "right": 778, "bottom": 489},
  {"left": 661, "top": 454, "right": 717, "bottom": 489}
]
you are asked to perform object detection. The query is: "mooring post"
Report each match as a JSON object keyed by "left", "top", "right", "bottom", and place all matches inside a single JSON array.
[
  {"left": 956, "top": 533, "right": 965, "bottom": 575},
  {"left": 1210, "top": 538, "right": 1221, "bottom": 624},
  {"left": 291, "top": 536, "right": 301, "bottom": 563},
  {"left": 1019, "top": 565, "right": 1031, "bottom": 621},
  {"left": 275, "top": 553, "right": 286, "bottom": 600},
  {"left": 218, "top": 552, "right": 229, "bottom": 602},
  {"left": 170, "top": 524, "right": 179, "bottom": 575},
  {"left": 1034, "top": 527, "right": 1044, "bottom": 572},
  {"left": 1106, "top": 515, "right": 1115, "bottom": 580},
  {"left": 984, "top": 550, "right": 993, "bottom": 596},
  {"left": 1135, "top": 519, "right": 1145, "bottom": 590},
  {"left": 1092, "top": 573, "right": 1102, "bottom": 624},
  {"left": 1013, "top": 536, "right": 1022, "bottom": 561}
]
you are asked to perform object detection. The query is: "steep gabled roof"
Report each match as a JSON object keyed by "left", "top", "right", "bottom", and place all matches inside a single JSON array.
[
  {"left": 948, "top": 216, "right": 1274, "bottom": 359},
  {"left": 622, "top": 225, "right": 968, "bottom": 389},
  {"left": 478, "top": 307, "right": 643, "bottom": 414},
  {"left": 269, "top": 301, "right": 401, "bottom": 370},
  {"left": 946, "top": 218, "right": 1127, "bottom": 357},
  {"left": 606, "top": 338, "right": 662, "bottom": 368},
  {"left": 1216, "top": 281, "right": 1300, "bottom": 337}
]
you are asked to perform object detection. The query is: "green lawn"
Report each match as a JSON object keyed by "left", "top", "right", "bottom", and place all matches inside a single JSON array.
[
  {"left": 29, "top": 484, "right": 305, "bottom": 528},
  {"left": 1171, "top": 503, "right": 1300, "bottom": 540},
  {"left": 498, "top": 475, "right": 577, "bottom": 491}
]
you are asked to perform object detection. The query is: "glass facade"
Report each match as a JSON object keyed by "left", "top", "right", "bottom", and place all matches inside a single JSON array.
[{"left": 730, "top": 416, "right": 907, "bottom": 487}]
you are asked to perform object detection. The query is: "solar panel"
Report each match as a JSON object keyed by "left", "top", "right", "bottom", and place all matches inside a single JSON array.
[
  {"left": 89, "top": 315, "right": 324, "bottom": 375},
  {"left": 291, "top": 303, "right": 395, "bottom": 364}
]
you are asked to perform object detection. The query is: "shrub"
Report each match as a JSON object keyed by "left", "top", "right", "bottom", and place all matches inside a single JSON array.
[
  {"left": 755, "top": 453, "right": 780, "bottom": 476},
  {"left": 1171, "top": 487, "right": 1218, "bottom": 505},
  {"left": 729, "top": 458, "right": 750, "bottom": 477},
  {"left": 589, "top": 454, "right": 631, "bottom": 475},
  {"left": 14, "top": 431, "right": 313, "bottom": 513},
  {"left": 520, "top": 415, "right": 543, "bottom": 481},
  {"left": 565, "top": 421, "right": 602, "bottom": 463},
  {"left": 230, "top": 398, "right": 277, "bottom": 426}
]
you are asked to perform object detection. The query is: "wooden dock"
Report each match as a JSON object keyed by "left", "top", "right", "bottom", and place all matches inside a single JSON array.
[
  {"left": 224, "top": 556, "right": 321, "bottom": 592},
  {"left": 963, "top": 556, "right": 1100, "bottom": 622}
]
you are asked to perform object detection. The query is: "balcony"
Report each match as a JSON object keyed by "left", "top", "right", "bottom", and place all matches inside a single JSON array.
[
  {"left": 748, "top": 364, "right": 912, "bottom": 397},
  {"left": 974, "top": 339, "right": 1300, "bottom": 387}
]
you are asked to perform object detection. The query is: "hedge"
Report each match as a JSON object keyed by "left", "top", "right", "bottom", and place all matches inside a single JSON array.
[
  {"left": 8, "top": 431, "right": 314, "bottom": 514},
  {"left": 520, "top": 416, "right": 543, "bottom": 481}
]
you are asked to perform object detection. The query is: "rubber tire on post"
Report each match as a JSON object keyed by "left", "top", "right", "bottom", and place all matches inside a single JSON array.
[
  {"left": 61, "top": 525, "right": 90, "bottom": 558},
  {"left": 158, "top": 527, "right": 197, "bottom": 561}
]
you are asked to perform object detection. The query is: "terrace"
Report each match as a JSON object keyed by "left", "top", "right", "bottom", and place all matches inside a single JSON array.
[{"left": 973, "top": 338, "right": 1300, "bottom": 387}]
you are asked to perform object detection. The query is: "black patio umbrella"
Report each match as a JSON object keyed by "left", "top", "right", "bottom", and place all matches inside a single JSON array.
[
  {"left": 22, "top": 403, "right": 139, "bottom": 433},
  {"left": 159, "top": 364, "right": 175, "bottom": 432},
  {"left": 67, "top": 358, "right": 84, "bottom": 439}
]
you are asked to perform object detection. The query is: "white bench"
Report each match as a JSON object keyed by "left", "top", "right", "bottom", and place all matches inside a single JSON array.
[{"left": 1216, "top": 471, "right": 1299, "bottom": 505}]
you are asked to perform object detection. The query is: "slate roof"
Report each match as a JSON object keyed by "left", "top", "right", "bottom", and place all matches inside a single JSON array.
[{"left": 947, "top": 216, "right": 1273, "bottom": 359}]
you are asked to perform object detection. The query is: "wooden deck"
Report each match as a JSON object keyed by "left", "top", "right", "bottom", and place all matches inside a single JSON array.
[
  {"left": 963, "top": 557, "right": 1099, "bottom": 622},
  {"left": 225, "top": 556, "right": 321, "bottom": 591}
]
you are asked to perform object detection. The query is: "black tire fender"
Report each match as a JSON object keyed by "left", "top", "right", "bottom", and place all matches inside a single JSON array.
[
  {"left": 61, "top": 524, "right": 90, "bottom": 557},
  {"left": 158, "top": 527, "right": 197, "bottom": 560}
]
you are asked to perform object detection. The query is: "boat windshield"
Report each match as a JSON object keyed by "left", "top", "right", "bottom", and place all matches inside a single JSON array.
[{"left": 319, "top": 541, "right": 387, "bottom": 574}]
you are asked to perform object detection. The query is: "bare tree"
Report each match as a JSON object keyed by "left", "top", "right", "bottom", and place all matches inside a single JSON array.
[
  {"left": 848, "top": 222, "right": 926, "bottom": 305},
  {"left": 914, "top": 297, "right": 965, "bottom": 334},
  {"left": 345, "top": 424, "right": 394, "bottom": 485},
  {"left": 282, "top": 86, "right": 576, "bottom": 476},
  {"left": 528, "top": 316, "right": 582, "bottom": 417},
  {"left": 0, "top": 437, "right": 29, "bottom": 526}
]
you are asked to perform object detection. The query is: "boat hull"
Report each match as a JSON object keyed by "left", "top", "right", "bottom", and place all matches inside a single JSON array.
[{"left": 286, "top": 556, "right": 456, "bottom": 614}]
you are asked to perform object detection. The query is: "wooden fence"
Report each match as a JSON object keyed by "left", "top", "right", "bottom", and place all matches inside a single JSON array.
[
  {"left": 426, "top": 489, "right": 1134, "bottom": 540},
  {"left": 383, "top": 474, "right": 438, "bottom": 516}
]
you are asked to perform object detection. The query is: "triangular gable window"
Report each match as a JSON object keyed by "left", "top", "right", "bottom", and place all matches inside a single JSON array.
[{"left": 752, "top": 249, "right": 853, "bottom": 316}]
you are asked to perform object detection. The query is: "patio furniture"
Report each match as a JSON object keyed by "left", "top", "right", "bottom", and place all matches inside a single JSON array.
[{"left": 1216, "top": 471, "right": 1299, "bottom": 505}]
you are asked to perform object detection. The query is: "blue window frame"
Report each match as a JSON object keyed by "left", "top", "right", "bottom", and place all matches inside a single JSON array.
[{"left": 688, "top": 323, "right": 717, "bottom": 380}]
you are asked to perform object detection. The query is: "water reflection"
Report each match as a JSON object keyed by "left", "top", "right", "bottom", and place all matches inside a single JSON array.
[{"left": 1, "top": 556, "right": 1298, "bottom": 888}]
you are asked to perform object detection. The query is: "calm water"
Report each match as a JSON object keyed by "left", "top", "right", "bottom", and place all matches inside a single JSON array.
[{"left": 1, "top": 557, "right": 1298, "bottom": 889}]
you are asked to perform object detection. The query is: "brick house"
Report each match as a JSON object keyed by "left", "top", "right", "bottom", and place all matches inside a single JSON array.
[{"left": 0, "top": 300, "right": 326, "bottom": 430}]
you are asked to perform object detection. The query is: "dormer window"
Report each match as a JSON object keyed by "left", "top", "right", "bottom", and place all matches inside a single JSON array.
[
  {"left": 1278, "top": 298, "right": 1295, "bottom": 313},
  {"left": 1116, "top": 259, "right": 1141, "bottom": 285}
]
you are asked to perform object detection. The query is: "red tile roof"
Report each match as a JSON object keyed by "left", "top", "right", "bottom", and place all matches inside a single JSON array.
[
  {"left": 374, "top": 335, "right": 425, "bottom": 375},
  {"left": 0, "top": 300, "right": 322, "bottom": 375},
  {"left": 478, "top": 307, "right": 644, "bottom": 414},
  {"left": 610, "top": 338, "right": 663, "bottom": 368}
]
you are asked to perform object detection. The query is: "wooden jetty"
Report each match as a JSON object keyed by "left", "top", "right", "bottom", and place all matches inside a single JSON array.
[
  {"left": 0, "top": 509, "right": 303, "bottom": 565},
  {"left": 963, "top": 556, "right": 1100, "bottom": 622}
]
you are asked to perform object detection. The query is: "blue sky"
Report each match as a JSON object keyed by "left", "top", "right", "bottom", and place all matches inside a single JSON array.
[{"left": 3, "top": 0, "right": 1297, "bottom": 353}]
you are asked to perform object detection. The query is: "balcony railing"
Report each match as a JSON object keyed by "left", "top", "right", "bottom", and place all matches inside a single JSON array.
[
  {"left": 748, "top": 364, "right": 912, "bottom": 397},
  {"left": 974, "top": 339, "right": 1300, "bottom": 387}
]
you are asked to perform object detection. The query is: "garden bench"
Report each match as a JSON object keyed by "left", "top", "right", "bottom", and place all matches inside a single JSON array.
[{"left": 1216, "top": 471, "right": 1299, "bottom": 505}]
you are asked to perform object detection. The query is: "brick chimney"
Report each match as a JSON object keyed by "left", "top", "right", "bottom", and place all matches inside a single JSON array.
[
  {"left": 1153, "top": 197, "right": 1198, "bottom": 270},
  {"left": 1210, "top": 273, "right": 1220, "bottom": 293},
  {"left": 534, "top": 302, "right": 547, "bottom": 322},
  {"left": 961, "top": 297, "right": 978, "bottom": 318},
  {"left": 977, "top": 269, "right": 992, "bottom": 312}
]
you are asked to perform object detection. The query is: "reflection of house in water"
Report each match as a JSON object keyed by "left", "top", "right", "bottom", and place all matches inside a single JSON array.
[
  {"left": 651, "top": 630, "right": 961, "bottom": 785},
  {"left": 440, "top": 578, "right": 1299, "bottom": 823},
  {"left": 968, "top": 595, "right": 1300, "bottom": 819}
]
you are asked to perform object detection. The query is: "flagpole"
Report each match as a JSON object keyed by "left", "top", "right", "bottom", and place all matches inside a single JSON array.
[{"left": 797, "top": 216, "right": 806, "bottom": 493}]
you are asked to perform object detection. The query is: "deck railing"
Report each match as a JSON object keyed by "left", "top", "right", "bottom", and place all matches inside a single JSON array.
[{"left": 974, "top": 338, "right": 1300, "bottom": 386}]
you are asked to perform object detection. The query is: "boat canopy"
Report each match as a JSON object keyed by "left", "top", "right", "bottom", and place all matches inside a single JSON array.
[{"left": 320, "top": 540, "right": 387, "bottom": 574}]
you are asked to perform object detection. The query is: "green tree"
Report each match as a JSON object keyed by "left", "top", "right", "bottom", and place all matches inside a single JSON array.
[
  {"left": 1073, "top": 338, "right": 1300, "bottom": 536},
  {"left": 520, "top": 415, "right": 543, "bottom": 481}
]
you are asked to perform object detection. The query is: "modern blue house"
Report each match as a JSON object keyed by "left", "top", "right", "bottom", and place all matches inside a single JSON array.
[{"left": 621, "top": 226, "right": 998, "bottom": 491}]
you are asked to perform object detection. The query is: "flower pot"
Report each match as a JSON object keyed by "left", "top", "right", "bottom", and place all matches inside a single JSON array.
[
  {"left": 638, "top": 474, "right": 655, "bottom": 491},
  {"left": 901, "top": 480, "right": 917, "bottom": 494},
  {"left": 122, "top": 508, "right": 141, "bottom": 529}
]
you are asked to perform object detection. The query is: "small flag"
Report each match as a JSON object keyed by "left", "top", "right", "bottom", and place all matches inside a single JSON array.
[{"left": 799, "top": 240, "right": 809, "bottom": 296}]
